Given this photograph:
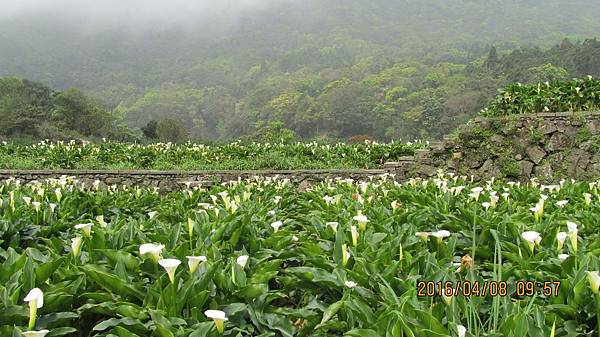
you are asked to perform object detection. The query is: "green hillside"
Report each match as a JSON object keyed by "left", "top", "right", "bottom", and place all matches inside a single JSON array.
[{"left": 1, "top": 0, "right": 600, "bottom": 140}]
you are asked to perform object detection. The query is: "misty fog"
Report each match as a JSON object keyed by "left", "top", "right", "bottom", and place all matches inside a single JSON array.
[{"left": 0, "top": 0, "right": 281, "bottom": 31}]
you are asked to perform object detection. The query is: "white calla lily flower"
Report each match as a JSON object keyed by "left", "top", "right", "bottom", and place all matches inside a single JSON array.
[
  {"left": 24, "top": 288, "right": 44, "bottom": 308},
  {"left": 350, "top": 225, "right": 359, "bottom": 247},
  {"left": 75, "top": 223, "right": 93, "bottom": 237},
  {"left": 341, "top": 244, "right": 350, "bottom": 266},
  {"left": 270, "top": 221, "right": 283, "bottom": 232},
  {"left": 148, "top": 211, "right": 158, "bottom": 219},
  {"left": 558, "top": 254, "right": 569, "bottom": 261},
  {"left": 22, "top": 330, "right": 50, "bottom": 337},
  {"left": 583, "top": 193, "right": 592, "bottom": 206},
  {"left": 556, "top": 232, "right": 567, "bottom": 250},
  {"left": 566, "top": 221, "right": 579, "bottom": 253},
  {"left": 205, "top": 310, "right": 228, "bottom": 333},
  {"left": 24, "top": 288, "right": 44, "bottom": 329},
  {"left": 187, "top": 256, "right": 207, "bottom": 273},
  {"left": 71, "top": 236, "right": 83, "bottom": 257},
  {"left": 490, "top": 194, "right": 499, "bottom": 207},
  {"left": 587, "top": 271, "right": 600, "bottom": 294},
  {"left": 345, "top": 281, "right": 357, "bottom": 288},
  {"left": 353, "top": 212, "right": 369, "bottom": 231},
  {"left": 469, "top": 187, "right": 484, "bottom": 201},
  {"left": 415, "top": 232, "right": 431, "bottom": 241},
  {"left": 96, "top": 215, "right": 107, "bottom": 228},
  {"left": 198, "top": 202, "right": 212, "bottom": 209},
  {"left": 432, "top": 230, "right": 451, "bottom": 241},
  {"left": 522, "top": 231, "right": 541, "bottom": 253},
  {"left": 139, "top": 243, "right": 165, "bottom": 262},
  {"left": 326, "top": 221, "right": 339, "bottom": 232},
  {"left": 237, "top": 255, "right": 249, "bottom": 268},
  {"left": 187, "top": 218, "right": 196, "bottom": 238},
  {"left": 158, "top": 258, "right": 181, "bottom": 284},
  {"left": 530, "top": 199, "right": 545, "bottom": 221}
]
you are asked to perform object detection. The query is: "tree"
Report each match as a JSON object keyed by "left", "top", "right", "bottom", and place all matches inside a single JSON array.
[
  {"left": 141, "top": 120, "right": 159, "bottom": 140},
  {"left": 156, "top": 118, "right": 188, "bottom": 143},
  {"left": 524, "top": 63, "right": 568, "bottom": 84},
  {"left": 485, "top": 46, "right": 500, "bottom": 70},
  {"left": 316, "top": 79, "right": 376, "bottom": 138},
  {"left": 0, "top": 78, "right": 51, "bottom": 136},
  {"left": 52, "top": 88, "right": 115, "bottom": 137}
]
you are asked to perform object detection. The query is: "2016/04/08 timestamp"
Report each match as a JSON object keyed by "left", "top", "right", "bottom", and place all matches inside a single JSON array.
[{"left": 417, "top": 281, "right": 561, "bottom": 297}]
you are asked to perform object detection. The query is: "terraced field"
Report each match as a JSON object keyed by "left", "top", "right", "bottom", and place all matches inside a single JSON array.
[{"left": 0, "top": 140, "right": 427, "bottom": 170}]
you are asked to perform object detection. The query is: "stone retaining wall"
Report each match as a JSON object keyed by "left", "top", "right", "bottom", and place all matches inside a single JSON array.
[
  {"left": 0, "top": 169, "right": 387, "bottom": 191},
  {"left": 385, "top": 111, "right": 600, "bottom": 181}
]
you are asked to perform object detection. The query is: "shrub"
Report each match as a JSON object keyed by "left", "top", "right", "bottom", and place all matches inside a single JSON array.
[
  {"left": 249, "top": 121, "right": 297, "bottom": 144},
  {"left": 480, "top": 77, "right": 600, "bottom": 117}
]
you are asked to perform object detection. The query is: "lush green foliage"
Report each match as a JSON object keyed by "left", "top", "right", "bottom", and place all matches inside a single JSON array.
[
  {"left": 84, "top": 39, "right": 600, "bottom": 141},
  {"left": 0, "top": 78, "right": 133, "bottom": 140},
  {"left": 481, "top": 77, "right": 600, "bottom": 117},
  {"left": 0, "top": 140, "right": 427, "bottom": 170},
  {"left": 5, "top": 38, "right": 600, "bottom": 142},
  {"left": 0, "top": 174, "right": 599, "bottom": 336}
]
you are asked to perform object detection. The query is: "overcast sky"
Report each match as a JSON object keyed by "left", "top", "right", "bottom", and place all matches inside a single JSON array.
[{"left": 0, "top": 0, "right": 277, "bottom": 30}]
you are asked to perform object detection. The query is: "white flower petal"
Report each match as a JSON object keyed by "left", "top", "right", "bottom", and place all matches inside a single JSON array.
[
  {"left": 237, "top": 255, "right": 249, "bottom": 268},
  {"left": 22, "top": 330, "right": 50, "bottom": 337},
  {"left": 521, "top": 231, "right": 541, "bottom": 243},
  {"left": 205, "top": 309, "right": 228, "bottom": 321},
  {"left": 431, "top": 230, "right": 451, "bottom": 238},
  {"left": 24, "top": 288, "right": 44, "bottom": 308}
]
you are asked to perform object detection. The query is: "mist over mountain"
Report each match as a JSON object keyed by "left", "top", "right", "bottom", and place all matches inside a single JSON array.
[{"left": 1, "top": 0, "right": 600, "bottom": 141}]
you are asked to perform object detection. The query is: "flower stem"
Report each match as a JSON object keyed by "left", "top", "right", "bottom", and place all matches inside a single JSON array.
[
  {"left": 28, "top": 301, "right": 37, "bottom": 330},
  {"left": 472, "top": 204, "right": 477, "bottom": 261},
  {"left": 596, "top": 295, "right": 600, "bottom": 337}
]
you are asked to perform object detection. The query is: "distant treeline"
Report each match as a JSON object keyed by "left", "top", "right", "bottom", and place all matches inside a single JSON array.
[
  {"left": 118, "top": 38, "right": 600, "bottom": 141},
  {"left": 1, "top": 39, "right": 600, "bottom": 142},
  {"left": 0, "top": 78, "right": 134, "bottom": 141}
]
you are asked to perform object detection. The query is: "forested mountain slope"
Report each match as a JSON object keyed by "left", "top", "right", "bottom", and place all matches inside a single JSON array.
[{"left": 1, "top": 0, "right": 600, "bottom": 140}]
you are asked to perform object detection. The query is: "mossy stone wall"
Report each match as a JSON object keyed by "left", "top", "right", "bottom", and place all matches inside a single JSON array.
[{"left": 386, "top": 112, "right": 600, "bottom": 181}]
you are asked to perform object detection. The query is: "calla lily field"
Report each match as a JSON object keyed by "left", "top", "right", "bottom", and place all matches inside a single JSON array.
[
  {"left": 0, "top": 140, "right": 428, "bottom": 170},
  {"left": 0, "top": 173, "right": 599, "bottom": 336}
]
